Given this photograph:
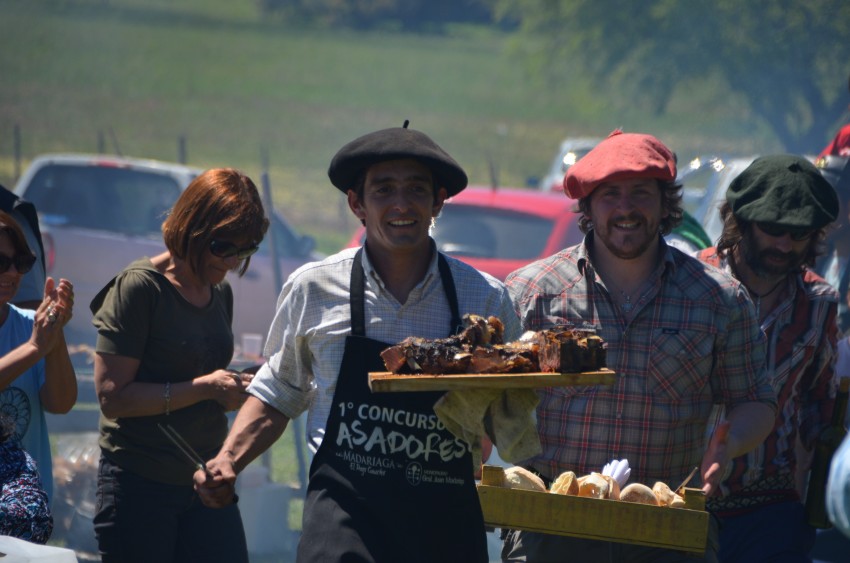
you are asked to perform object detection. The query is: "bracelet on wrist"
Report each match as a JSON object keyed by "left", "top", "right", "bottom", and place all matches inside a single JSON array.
[{"left": 164, "top": 381, "right": 171, "bottom": 415}]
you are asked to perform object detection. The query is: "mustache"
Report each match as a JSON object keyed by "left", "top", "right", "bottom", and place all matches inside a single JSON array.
[
  {"left": 761, "top": 249, "right": 797, "bottom": 261},
  {"left": 608, "top": 213, "right": 643, "bottom": 225}
]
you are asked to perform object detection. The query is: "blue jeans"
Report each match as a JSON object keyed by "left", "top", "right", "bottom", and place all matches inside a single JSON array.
[
  {"left": 93, "top": 454, "right": 249, "bottom": 563},
  {"left": 715, "top": 501, "right": 816, "bottom": 563}
]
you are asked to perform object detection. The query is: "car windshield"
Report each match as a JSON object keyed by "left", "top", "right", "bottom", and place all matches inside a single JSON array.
[
  {"left": 24, "top": 164, "right": 183, "bottom": 237},
  {"left": 432, "top": 204, "right": 554, "bottom": 260}
]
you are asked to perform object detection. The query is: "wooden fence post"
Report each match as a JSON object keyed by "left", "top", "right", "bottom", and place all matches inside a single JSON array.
[{"left": 13, "top": 123, "right": 21, "bottom": 183}]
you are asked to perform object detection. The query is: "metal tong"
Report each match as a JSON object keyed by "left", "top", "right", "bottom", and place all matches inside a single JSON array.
[
  {"left": 158, "top": 422, "right": 212, "bottom": 477},
  {"left": 676, "top": 465, "right": 700, "bottom": 494}
]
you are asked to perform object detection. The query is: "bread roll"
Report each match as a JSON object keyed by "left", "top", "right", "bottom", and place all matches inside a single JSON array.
[
  {"left": 652, "top": 481, "right": 676, "bottom": 507},
  {"left": 670, "top": 493, "right": 687, "bottom": 508},
  {"left": 504, "top": 467, "right": 547, "bottom": 492},
  {"left": 600, "top": 474, "right": 621, "bottom": 500},
  {"left": 619, "top": 483, "right": 659, "bottom": 505},
  {"left": 577, "top": 473, "right": 610, "bottom": 499},
  {"left": 550, "top": 471, "right": 579, "bottom": 495}
]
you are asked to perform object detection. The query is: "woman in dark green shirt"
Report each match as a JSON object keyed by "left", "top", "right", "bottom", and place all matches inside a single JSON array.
[{"left": 90, "top": 168, "right": 268, "bottom": 563}]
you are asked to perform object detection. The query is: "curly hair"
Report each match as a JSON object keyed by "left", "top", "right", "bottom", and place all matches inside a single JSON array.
[
  {"left": 715, "top": 201, "right": 826, "bottom": 267},
  {"left": 576, "top": 179, "right": 684, "bottom": 235}
]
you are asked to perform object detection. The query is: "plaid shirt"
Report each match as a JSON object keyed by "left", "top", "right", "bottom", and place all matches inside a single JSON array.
[
  {"left": 249, "top": 245, "right": 521, "bottom": 453},
  {"left": 700, "top": 249, "right": 839, "bottom": 505},
  {"left": 505, "top": 235, "right": 776, "bottom": 488}
]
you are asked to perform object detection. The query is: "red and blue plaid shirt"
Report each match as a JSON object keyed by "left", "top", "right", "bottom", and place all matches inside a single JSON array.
[
  {"left": 505, "top": 236, "right": 777, "bottom": 488},
  {"left": 699, "top": 248, "right": 838, "bottom": 506}
]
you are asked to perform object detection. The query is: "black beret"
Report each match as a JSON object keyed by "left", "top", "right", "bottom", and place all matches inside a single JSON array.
[
  {"left": 328, "top": 121, "right": 468, "bottom": 196},
  {"left": 726, "top": 154, "right": 839, "bottom": 230}
]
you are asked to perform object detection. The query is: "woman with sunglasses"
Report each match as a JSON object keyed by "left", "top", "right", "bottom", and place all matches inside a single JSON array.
[
  {"left": 0, "top": 209, "right": 76, "bottom": 511},
  {"left": 90, "top": 168, "right": 268, "bottom": 563}
]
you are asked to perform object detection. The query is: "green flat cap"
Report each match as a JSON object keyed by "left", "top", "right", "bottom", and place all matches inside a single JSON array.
[
  {"left": 727, "top": 154, "right": 838, "bottom": 229},
  {"left": 328, "top": 120, "right": 467, "bottom": 196}
]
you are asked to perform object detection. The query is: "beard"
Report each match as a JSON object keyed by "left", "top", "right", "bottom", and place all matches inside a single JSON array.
[
  {"left": 740, "top": 230, "right": 807, "bottom": 278},
  {"left": 595, "top": 214, "right": 660, "bottom": 260}
]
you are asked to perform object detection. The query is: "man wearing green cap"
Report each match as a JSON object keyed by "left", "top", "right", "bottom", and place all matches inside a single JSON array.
[
  {"left": 194, "top": 122, "right": 520, "bottom": 562},
  {"left": 697, "top": 154, "right": 841, "bottom": 562}
]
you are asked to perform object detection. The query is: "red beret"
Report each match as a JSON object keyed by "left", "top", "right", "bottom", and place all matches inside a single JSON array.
[{"left": 563, "top": 130, "right": 677, "bottom": 199}]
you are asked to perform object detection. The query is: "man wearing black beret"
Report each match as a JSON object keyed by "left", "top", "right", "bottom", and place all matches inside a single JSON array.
[
  {"left": 195, "top": 122, "right": 521, "bottom": 562},
  {"left": 697, "top": 154, "right": 841, "bottom": 562}
]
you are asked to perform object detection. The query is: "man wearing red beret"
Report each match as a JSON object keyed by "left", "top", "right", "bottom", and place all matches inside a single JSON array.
[{"left": 502, "top": 130, "right": 777, "bottom": 562}]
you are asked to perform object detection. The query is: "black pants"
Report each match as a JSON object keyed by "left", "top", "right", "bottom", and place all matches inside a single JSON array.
[{"left": 93, "top": 455, "right": 249, "bottom": 563}]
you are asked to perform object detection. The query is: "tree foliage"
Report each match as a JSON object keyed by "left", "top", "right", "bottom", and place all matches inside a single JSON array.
[
  {"left": 258, "top": 0, "right": 494, "bottom": 31},
  {"left": 491, "top": 0, "right": 850, "bottom": 152}
]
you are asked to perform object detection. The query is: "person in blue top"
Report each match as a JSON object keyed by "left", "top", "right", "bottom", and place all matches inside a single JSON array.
[{"left": 0, "top": 210, "right": 76, "bottom": 505}]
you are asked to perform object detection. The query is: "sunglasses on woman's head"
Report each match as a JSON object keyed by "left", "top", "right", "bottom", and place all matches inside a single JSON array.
[
  {"left": 0, "top": 253, "right": 36, "bottom": 274},
  {"left": 209, "top": 239, "right": 260, "bottom": 260},
  {"left": 755, "top": 223, "right": 814, "bottom": 241}
]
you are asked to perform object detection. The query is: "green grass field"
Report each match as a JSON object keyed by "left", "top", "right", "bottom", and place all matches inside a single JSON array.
[{"left": 0, "top": 0, "right": 781, "bottom": 254}]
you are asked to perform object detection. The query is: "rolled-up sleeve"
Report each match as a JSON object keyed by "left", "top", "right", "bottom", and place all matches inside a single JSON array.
[{"left": 247, "top": 274, "right": 316, "bottom": 419}]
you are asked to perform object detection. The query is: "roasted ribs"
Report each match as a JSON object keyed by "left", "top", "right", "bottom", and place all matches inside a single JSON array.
[
  {"left": 535, "top": 327, "right": 606, "bottom": 373},
  {"left": 380, "top": 316, "right": 606, "bottom": 375}
]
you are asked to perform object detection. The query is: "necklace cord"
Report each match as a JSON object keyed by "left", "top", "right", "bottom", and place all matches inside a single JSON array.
[{"left": 749, "top": 277, "right": 785, "bottom": 299}]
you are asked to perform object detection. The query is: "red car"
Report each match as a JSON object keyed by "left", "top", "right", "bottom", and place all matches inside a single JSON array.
[{"left": 346, "top": 186, "right": 583, "bottom": 281}]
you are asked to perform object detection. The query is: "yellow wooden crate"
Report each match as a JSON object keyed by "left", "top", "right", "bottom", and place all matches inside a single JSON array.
[{"left": 478, "top": 466, "right": 709, "bottom": 554}]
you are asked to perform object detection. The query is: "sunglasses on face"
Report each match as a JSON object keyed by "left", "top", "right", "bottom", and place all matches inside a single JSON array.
[
  {"left": 755, "top": 223, "right": 814, "bottom": 241},
  {"left": 209, "top": 239, "right": 260, "bottom": 260},
  {"left": 0, "top": 253, "right": 36, "bottom": 274}
]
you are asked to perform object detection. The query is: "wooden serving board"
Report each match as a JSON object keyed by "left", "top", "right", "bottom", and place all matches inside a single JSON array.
[
  {"left": 477, "top": 466, "right": 709, "bottom": 554},
  {"left": 367, "top": 368, "right": 615, "bottom": 393}
]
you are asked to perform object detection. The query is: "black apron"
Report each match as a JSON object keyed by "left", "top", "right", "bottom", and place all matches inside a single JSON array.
[{"left": 296, "top": 248, "right": 488, "bottom": 563}]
